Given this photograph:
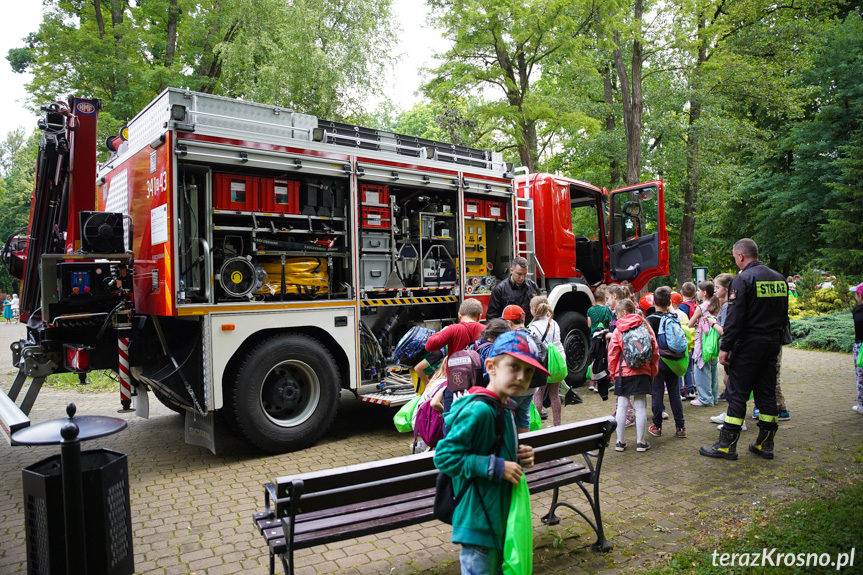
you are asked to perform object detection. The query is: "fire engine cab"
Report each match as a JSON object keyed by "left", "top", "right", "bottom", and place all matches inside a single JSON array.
[{"left": 0, "top": 89, "right": 668, "bottom": 453}]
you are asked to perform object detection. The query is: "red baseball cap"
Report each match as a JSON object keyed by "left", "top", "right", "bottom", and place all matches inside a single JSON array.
[
  {"left": 489, "top": 331, "right": 549, "bottom": 376},
  {"left": 502, "top": 305, "right": 526, "bottom": 321},
  {"left": 670, "top": 291, "right": 683, "bottom": 306}
]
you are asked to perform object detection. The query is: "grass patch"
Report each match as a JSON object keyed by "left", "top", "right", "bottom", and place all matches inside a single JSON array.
[
  {"left": 42, "top": 370, "right": 120, "bottom": 393},
  {"left": 639, "top": 481, "right": 863, "bottom": 574}
]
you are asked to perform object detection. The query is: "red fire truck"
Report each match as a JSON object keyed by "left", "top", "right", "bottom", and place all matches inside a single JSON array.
[{"left": 0, "top": 90, "right": 668, "bottom": 453}]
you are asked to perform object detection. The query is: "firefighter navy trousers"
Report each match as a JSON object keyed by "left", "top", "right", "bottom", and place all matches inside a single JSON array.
[{"left": 724, "top": 342, "right": 781, "bottom": 431}]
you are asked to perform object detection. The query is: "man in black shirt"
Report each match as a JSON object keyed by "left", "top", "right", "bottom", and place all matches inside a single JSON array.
[
  {"left": 700, "top": 239, "right": 788, "bottom": 461},
  {"left": 486, "top": 257, "right": 541, "bottom": 323}
]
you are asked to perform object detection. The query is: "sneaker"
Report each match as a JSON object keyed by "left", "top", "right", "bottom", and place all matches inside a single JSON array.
[
  {"left": 778, "top": 410, "right": 790, "bottom": 421},
  {"left": 662, "top": 410, "right": 669, "bottom": 420},
  {"left": 717, "top": 392, "right": 727, "bottom": 402},
  {"left": 588, "top": 384, "right": 596, "bottom": 392},
  {"left": 675, "top": 427, "right": 687, "bottom": 438},
  {"left": 752, "top": 408, "right": 760, "bottom": 419},
  {"left": 717, "top": 421, "right": 747, "bottom": 431},
  {"left": 540, "top": 409, "right": 549, "bottom": 421},
  {"left": 625, "top": 415, "right": 636, "bottom": 428},
  {"left": 648, "top": 425, "right": 662, "bottom": 437},
  {"left": 710, "top": 412, "right": 726, "bottom": 424},
  {"left": 687, "top": 391, "right": 697, "bottom": 400},
  {"left": 853, "top": 405, "right": 863, "bottom": 414},
  {"left": 615, "top": 441, "right": 626, "bottom": 452},
  {"left": 690, "top": 399, "right": 708, "bottom": 406},
  {"left": 636, "top": 441, "right": 651, "bottom": 452}
]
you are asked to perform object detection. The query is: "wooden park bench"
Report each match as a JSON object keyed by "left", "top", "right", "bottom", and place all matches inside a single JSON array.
[{"left": 252, "top": 415, "right": 617, "bottom": 575}]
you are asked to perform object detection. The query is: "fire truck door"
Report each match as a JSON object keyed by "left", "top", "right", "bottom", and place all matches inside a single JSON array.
[{"left": 607, "top": 180, "right": 667, "bottom": 292}]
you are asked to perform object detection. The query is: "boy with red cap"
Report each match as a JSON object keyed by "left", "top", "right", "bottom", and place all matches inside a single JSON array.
[{"left": 434, "top": 330, "right": 544, "bottom": 573}]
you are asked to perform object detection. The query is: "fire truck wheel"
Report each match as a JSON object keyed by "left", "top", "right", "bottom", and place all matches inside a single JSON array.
[
  {"left": 226, "top": 334, "right": 340, "bottom": 453},
  {"left": 556, "top": 311, "right": 590, "bottom": 388},
  {"left": 151, "top": 388, "right": 185, "bottom": 415}
]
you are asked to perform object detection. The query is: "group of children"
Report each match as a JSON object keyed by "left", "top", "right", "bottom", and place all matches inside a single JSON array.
[{"left": 585, "top": 279, "right": 740, "bottom": 453}]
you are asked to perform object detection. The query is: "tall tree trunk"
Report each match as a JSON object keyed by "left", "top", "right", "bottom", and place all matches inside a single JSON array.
[
  {"left": 165, "top": 0, "right": 178, "bottom": 69},
  {"left": 110, "top": 0, "right": 129, "bottom": 93},
  {"left": 92, "top": 0, "right": 105, "bottom": 39},
  {"left": 601, "top": 63, "right": 621, "bottom": 186},
  {"left": 612, "top": 0, "right": 644, "bottom": 185},
  {"left": 677, "top": 18, "right": 708, "bottom": 287}
]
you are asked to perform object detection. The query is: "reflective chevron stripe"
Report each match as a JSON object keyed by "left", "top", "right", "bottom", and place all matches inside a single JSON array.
[{"left": 361, "top": 296, "right": 459, "bottom": 306}]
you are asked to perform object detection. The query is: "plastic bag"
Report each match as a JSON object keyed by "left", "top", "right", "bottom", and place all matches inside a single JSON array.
[
  {"left": 529, "top": 401, "right": 541, "bottom": 431},
  {"left": 546, "top": 345, "right": 568, "bottom": 383},
  {"left": 502, "top": 476, "right": 533, "bottom": 575},
  {"left": 857, "top": 347, "right": 863, "bottom": 368},
  {"left": 701, "top": 327, "right": 720, "bottom": 362},
  {"left": 393, "top": 396, "right": 421, "bottom": 432}
]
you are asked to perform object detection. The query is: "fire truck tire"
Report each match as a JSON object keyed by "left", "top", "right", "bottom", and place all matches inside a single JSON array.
[
  {"left": 151, "top": 388, "right": 185, "bottom": 415},
  {"left": 226, "top": 333, "right": 340, "bottom": 453},
  {"left": 556, "top": 311, "right": 590, "bottom": 388}
]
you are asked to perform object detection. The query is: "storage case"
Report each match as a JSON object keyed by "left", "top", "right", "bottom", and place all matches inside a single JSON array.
[
  {"left": 361, "top": 206, "right": 391, "bottom": 229},
  {"left": 260, "top": 178, "right": 300, "bottom": 214},
  {"left": 360, "top": 254, "right": 392, "bottom": 289},
  {"left": 361, "top": 232, "right": 392, "bottom": 252},
  {"left": 463, "top": 198, "right": 484, "bottom": 218},
  {"left": 214, "top": 174, "right": 259, "bottom": 212},
  {"left": 361, "top": 184, "right": 390, "bottom": 206},
  {"left": 485, "top": 200, "right": 507, "bottom": 220}
]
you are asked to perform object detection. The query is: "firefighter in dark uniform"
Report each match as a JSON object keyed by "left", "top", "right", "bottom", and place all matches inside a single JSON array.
[
  {"left": 486, "top": 256, "right": 541, "bottom": 323},
  {"left": 700, "top": 238, "right": 789, "bottom": 460}
]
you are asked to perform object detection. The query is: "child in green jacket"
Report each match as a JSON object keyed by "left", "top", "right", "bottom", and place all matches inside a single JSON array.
[{"left": 434, "top": 330, "right": 544, "bottom": 574}]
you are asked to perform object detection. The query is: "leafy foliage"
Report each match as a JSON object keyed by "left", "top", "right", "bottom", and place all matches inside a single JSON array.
[{"left": 790, "top": 311, "right": 855, "bottom": 353}]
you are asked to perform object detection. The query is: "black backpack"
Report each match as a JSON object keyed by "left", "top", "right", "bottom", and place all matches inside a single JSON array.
[{"left": 433, "top": 395, "right": 507, "bottom": 524}]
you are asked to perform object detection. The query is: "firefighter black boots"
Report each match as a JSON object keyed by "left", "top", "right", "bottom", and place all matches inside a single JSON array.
[
  {"left": 699, "top": 426, "right": 740, "bottom": 460},
  {"left": 749, "top": 427, "right": 776, "bottom": 459}
]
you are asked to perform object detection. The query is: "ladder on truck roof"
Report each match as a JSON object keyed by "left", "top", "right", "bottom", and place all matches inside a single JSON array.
[{"left": 515, "top": 189, "right": 545, "bottom": 291}]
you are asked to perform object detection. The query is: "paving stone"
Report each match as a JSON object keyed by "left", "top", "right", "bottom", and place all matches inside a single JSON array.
[{"left": 1, "top": 343, "right": 860, "bottom": 575}]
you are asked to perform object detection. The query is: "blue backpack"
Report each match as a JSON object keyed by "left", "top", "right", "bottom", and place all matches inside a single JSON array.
[{"left": 650, "top": 313, "right": 687, "bottom": 359}]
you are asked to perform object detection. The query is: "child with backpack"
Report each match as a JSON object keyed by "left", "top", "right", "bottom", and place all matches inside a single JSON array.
[
  {"left": 689, "top": 281, "right": 722, "bottom": 406},
  {"left": 434, "top": 331, "right": 543, "bottom": 574},
  {"left": 529, "top": 296, "right": 566, "bottom": 426},
  {"left": 587, "top": 288, "right": 613, "bottom": 391},
  {"left": 645, "top": 287, "right": 687, "bottom": 439},
  {"left": 677, "top": 282, "right": 699, "bottom": 399},
  {"left": 608, "top": 299, "right": 659, "bottom": 452}
]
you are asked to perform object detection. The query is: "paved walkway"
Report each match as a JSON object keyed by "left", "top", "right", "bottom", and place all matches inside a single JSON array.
[{"left": 1, "top": 319, "right": 861, "bottom": 574}]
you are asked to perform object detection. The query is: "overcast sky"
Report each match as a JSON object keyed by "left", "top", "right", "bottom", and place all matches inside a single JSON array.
[{"left": 0, "top": 0, "right": 443, "bottom": 140}]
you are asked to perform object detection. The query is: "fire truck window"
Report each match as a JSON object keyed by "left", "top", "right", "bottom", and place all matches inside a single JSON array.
[
  {"left": 570, "top": 198, "right": 600, "bottom": 241},
  {"left": 611, "top": 186, "right": 658, "bottom": 243}
]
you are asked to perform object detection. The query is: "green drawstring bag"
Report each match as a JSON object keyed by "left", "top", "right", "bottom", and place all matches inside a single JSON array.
[
  {"left": 502, "top": 475, "right": 533, "bottom": 575},
  {"left": 393, "top": 395, "right": 422, "bottom": 432},
  {"left": 661, "top": 353, "right": 689, "bottom": 377},
  {"left": 857, "top": 348, "right": 863, "bottom": 368},
  {"left": 529, "top": 401, "right": 542, "bottom": 431},
  {"left": 701, "top": 327, "right": 720, "bottom": 362},
  {"left": 546, "top": 345, "right": 568, "bottom": 383}
]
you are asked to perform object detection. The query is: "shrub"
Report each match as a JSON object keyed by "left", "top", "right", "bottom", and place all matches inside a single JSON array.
[{"left": 790, "top": 310, "right": 855, "bottom": 353}]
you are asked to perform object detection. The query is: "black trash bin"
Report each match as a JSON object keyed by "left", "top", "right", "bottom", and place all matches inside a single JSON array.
[{"left": 22, "top": 449, "right": 134, "bottom": 575}]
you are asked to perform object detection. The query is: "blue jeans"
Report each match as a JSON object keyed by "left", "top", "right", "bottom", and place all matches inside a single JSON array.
[
  {"left": 510, "top": 394, "right": 533, "bottom": 430},
  {"left": 680, "top": 361, "right": 695, "bottom": 395},
  {"left": 694, "top": 358, "right": 719, "bottom": 405},
  {"left": 460, "top": 544, "right": 501, "bottom": 575}
]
